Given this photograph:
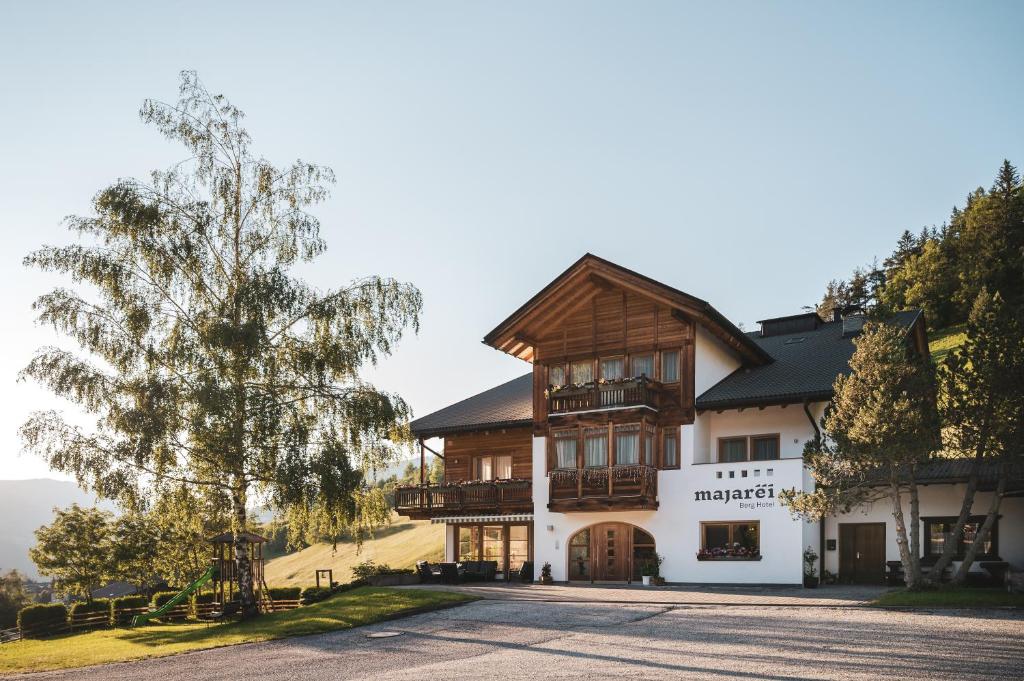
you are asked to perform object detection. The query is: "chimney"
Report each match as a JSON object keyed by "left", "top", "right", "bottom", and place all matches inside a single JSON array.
[{"left": 842, "top": 311, "right": 866, "bottom": 337}]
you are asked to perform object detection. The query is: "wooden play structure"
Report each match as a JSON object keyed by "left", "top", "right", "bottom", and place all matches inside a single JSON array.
[{"left": 208, "top": 531, "right": 271, "bottom": 610}]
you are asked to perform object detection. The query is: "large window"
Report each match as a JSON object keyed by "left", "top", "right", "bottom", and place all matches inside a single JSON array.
[
  {"left": 699, "top": 521, "right": 760, "bottom": 560},
  {"left": 508, "top": 525, "right": 530, "bottom": 571},
  {"left": 584, "top": 427, "right": 608, "bottom": 467},
  {"left": 571, "top": 360, "right": 594, "bottom": 384},
  {"left": 459, "top": 526, "right": 480, "bottom": 562},
  {"left": 661, "top": 350, "right": 679, "bottom": 382},
  {"left": 614, "top": 424, "right": 640, "bottom": 465},
  {"left": 475, "top": 454, "right": 512, "bottom": 480},
  {"left": 923, "top": 517, "right": 999, "bottom": 561},
  {"left": 662, "top": 428, "right": 679, "bottom": 468},
  {"left": 600, "top": 357, "right": 624, "bottom": 380},
  {"left": 631, "top": 354, "right": 654, "bottom": 379},
  {"left": 718, "top": 434, "right": 781, "bottom": 463},
  {"left": 554, "top": 430, "right": 577, "bottom": 469},
  {"left": 549, "top": 365, "right": 566, "bottom": 388}
]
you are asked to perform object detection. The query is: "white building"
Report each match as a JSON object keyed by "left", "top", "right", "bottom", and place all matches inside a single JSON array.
[{"left": 397, "top": 254, "right": 1022, "bottom": 585}]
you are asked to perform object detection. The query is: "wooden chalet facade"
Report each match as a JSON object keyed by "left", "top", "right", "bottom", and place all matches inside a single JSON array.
[{"left": 396, "top": 254, "right": 1024, "bottom": 585}]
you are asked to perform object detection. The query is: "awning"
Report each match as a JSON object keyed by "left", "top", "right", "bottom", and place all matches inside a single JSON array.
[{"left": 430, "top": 514, "right": 534, "bottom": 524}]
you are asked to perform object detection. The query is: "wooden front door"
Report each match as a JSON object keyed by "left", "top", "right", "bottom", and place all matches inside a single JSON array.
[
  {"left": 592, "top": 523, "right": 631, "bottom": 582},
  {"left": 839, "top": 523, "right": 886, "bottom": 584}
]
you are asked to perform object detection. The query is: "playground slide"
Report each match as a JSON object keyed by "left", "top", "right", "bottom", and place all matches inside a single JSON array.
[{"left": 131, "top": 566, "right": 216, "bottom": 627}]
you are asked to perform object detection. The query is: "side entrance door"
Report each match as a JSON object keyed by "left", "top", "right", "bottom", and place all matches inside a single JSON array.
[
  {"left": 839, "top": 523, "right": 886, "bottom": 584},
  {"left": 592, "top": 523, "right": 631, "bottom": 582}
]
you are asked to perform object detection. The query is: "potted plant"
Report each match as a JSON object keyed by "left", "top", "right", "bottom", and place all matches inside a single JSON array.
[
  {"left": 539, "top": 561, "right": 554, "bottom": 585},
  {"left": 803, "top": 545, "right": 819, "bottom": 588},
  {"left": 640, "top": 561, "right": 655, "bottom": 586}
]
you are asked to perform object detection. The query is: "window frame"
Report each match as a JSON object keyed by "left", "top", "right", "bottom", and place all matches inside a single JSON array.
[
  {"left": 922, "top": 516, "right": 999, "bottom": 562},
  {"left": 699, "top": 520, "right": 761, "bottom": 560},
  {"left": 548, "top": 364, "right": 566, "bottom": 388},
  {"left": 717, "top": 436, "right": 749, "bottom": 463},
  {"left": 661, "top": 427, "right": 680, "bottom": 469},
  {"left": 660, "top": 350, "right": 680, "bottom": 383},
  {"left": 630, "top": 353, "right": 655, "bottom": 379},
  {"left": 570, "top": 359, "right": 595, "bottom": 384},
  {"left": 599, "top": 356, "right": 625, "bottom": 381},
  {"left": 474, "top": 454, "right": 513, "bottom": 481},
  {"left": 717, "top": 434, "right": 781, "bottom": 463}
]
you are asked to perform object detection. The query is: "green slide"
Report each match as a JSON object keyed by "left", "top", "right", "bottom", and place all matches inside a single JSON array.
[{"left": 131, "top": 566, "right": 216, "bottom": 627}]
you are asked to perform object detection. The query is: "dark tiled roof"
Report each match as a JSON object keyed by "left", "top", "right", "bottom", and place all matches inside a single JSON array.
[
  {"left": 696, "top": 310, "right": 923, "bottom": 410},
  {"left": 410, "top": 373, "right": 533, "bottom": 438},
  {"left": 861, "top": 459, "right": 1024, "bottom": 491}
]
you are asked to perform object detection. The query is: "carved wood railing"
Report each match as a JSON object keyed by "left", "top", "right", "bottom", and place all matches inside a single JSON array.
[
  {"left": 548, "top": 377, "right": 660, "bottom": 414},
  {"left": 548, "top": 464, "right": 658, "bottom": 509},
  {"left": 394, "top": 479, "right": 532, "bottom": 517}
]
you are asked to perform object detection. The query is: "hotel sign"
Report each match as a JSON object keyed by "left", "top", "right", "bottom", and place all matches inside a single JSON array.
[{"left": 693, "top": 483, "right": 777, "bottom": 510}]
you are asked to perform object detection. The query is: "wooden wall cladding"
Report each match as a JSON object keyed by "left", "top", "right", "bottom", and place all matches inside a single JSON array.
[{"left": 443, "top": 427, "right": 533, "bottom": 482}]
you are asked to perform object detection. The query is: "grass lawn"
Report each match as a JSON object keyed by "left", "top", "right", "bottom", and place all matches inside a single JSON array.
[
  {"left": 874, "top": 587, "right": 1024, "bottom": 608},
  {"left": 265, "top": 513, "right": 444, "bottom": 586},
  {"left": 928, "top": 324, "right": 966, "bottom": 364},
  {"left": 0, "top": 587, "right": 473, "bottom": 675}
]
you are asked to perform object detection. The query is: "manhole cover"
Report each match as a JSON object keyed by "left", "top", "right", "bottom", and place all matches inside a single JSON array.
[{"left": 366, "top": 631, "right": 403, "bottom": 639}]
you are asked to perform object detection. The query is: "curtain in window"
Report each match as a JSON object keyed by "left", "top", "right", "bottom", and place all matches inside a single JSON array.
[
  {"left": 555, "top": 438, "right": 577, "bottom": 469},
  {"left": 601, "top": 358, "right": 624, "bottom": 380},
  {"left": 476, "top": 457, "right": 493, "bottom": 480},
  {"left": 631, "top": 354, "right": 654, "bottom": 378},
  {"left": 719, "top": 439, "right": 747, "bottom": 463},
  {"left": 571, "top": 361, "right": 593, "bottom": 384},
  {"left": 584, "top": 428, "right": 608, "bottom": 467},
  {"left": 644, "top": 426, "right": 655, "bottom": 465},
  {"left": 615, "top": 425, "right": 639, "bottom": 465},
  {"left": 549, "top": 365, "right": 565, "bottom": 387},
  {"left": 751, "top": 437, "right": 779, "bottom": 461},
  {"left": 661, "top": 351, "right": 679, "bottom": 382},
  {"left": 495, "top": 455, "right": 512, "bottom": 479},
  {"left": 663, "top": 432, "right": 678, "bottom": 467}
]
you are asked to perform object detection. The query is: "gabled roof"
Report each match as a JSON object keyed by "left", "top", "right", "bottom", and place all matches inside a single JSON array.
[
  {"left": 409, "top": 373, "right": 533, "bottom": 438},
  {"left": 695, "top": 310, "right": 924, "bottom": 410},
  {"left": 483, "top": 254, "right": 773, "bottom": 366}
]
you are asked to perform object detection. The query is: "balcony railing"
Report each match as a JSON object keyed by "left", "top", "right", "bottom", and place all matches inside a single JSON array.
[
  {"left": 548, "top": 464, "right": 658, "bottom": 512},
  {"left": 547, "top": 377, "right": 660, "bottom": 414},
  {"left": 394, "top": 479, "right": 533, "bottom": 519}
]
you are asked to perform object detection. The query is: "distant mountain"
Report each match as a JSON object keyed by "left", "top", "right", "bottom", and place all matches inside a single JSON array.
[{"left": 0, "top": 479, "right": 113, "bottom": 580}]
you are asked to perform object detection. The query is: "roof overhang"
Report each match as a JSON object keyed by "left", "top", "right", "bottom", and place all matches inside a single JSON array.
[{"left": 483, "top": 254, "right": 773, "bottom": 366}]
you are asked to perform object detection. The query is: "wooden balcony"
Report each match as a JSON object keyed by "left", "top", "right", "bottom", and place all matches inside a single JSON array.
[
  {"left": 547, "top": 377, "right": 660, "bottom": 415},
  {"left": 548, "top": 464, "right": 659, "bottom": 512},
  {"left": 393, "top": 479, "right": 533, "bottom": 520}
]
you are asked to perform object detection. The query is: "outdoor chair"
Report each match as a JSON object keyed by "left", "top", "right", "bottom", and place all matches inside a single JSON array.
[
  {"left": 416, "top": 561, "right": 441, "bottom": 584},
  {"left": 439, "top": 562, "right": 462, "bottom": 584},
  {"left": 511, "top": 560, "right": 534, "bottom": 583}
]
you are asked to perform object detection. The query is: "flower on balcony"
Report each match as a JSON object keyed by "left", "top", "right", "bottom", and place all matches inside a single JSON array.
[{"left": 696, "top": 544, "right": 761, "bottom": 561}]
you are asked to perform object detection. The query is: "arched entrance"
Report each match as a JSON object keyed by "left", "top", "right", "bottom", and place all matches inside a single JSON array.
[{"left": 567, "top": 523, "right": 656, "bottom": 583}]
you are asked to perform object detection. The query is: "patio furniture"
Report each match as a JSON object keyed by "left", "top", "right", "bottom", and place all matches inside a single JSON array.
[
  {"left": 439, "top": 562, "right": 462, "bottom": 584},
  {"left": 510, "top": 560, "right": 534, "bottom": 583},
  {"left": 416, "top": 561, "right": 442, "bottom": 584},
  {"left": 458, "top": 561, "right": 497, "bottom": 582}
]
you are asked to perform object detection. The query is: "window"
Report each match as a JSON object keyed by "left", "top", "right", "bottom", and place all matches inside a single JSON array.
[
  {"left": 554, "top": 430, "right": 578, "bottom": 469},
  {"left": 458, "top": 526, "right": 480, "bottom": 562},
  {"left": 568, "top": 529, "right": 590, "bottom": 580},
  {"left": 751, "top": 435, "right": 780, "bottom": 461},
  {"left": 661, "top": 350, "right": 679, "bottom": 382},
  {"left": 571, "top": 360, "right": 594, "bottom": 384},
  {"left": 631, "top": 354, "right": 654, "bottom": 379},
  {"left": 600, "top": 357, "right": 624, "bottom": 380},
  {"left": 508, "top": 525, "right": 530, "bottom": 570},
  {"left": 699, "top": 521, "right": 760, "bottom": 559},
  {"left": 718, "top": 434, "right": 781, "bottom": 462},
  {"left": 475, "top": 455, "right": 512, "bottom": 480},
  {"left": 644, "top": 424, "right": 655, "bottom": 466},
  {"left": 632, "top": 528, "right": 657, "bottom": 581},
  {"left": 718, "top": 437, "right": 748, "bottom": 463},
  {"left": 662, "top": 428, "right": 678, "bottom": 468},
  {"left": 482, "top": 525, "right": 505, "bottom": 572},
  {"left": 923, "top": 517, "right": 998, "bottom": 561},
  {"left": 614, "top": 424, "right": 640, "bottom": 465},
  {"left": 583, "top": 427, "right": 608, "bottom": 467},
  {"left": 549, "top": 365, "right": 566, "bottom": 387}
]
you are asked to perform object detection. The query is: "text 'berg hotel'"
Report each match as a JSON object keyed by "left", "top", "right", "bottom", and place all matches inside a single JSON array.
[{"left": 396, "top": 255, "right": 1023, "bottom": 584}]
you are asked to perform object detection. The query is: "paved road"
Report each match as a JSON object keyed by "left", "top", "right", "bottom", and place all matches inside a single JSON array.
[{"left": 11, "top": 600, "right": 1024, "bottom": 680}]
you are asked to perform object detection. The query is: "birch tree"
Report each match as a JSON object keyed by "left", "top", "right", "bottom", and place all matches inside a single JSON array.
[{"left": 21, "top": 71, "right": 422, "bottom": 616}]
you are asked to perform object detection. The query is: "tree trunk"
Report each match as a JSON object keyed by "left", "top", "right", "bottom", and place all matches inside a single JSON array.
[
  {"left": 889, "top": 481, "right": 922, "bottom": 589},
  {"left": 926, "top": 453, "right": 982, "bottom": 585},
  {"left": 952, "top": 465, "right": 1007, "bottom": 585},
  {"left": 908, "top": 478, "right": 922, "bottom": 584},
  {"left": 231, "top": 484, "right": 257, "bottom": 618}
]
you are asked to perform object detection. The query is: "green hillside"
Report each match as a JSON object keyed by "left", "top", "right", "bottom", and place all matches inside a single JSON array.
[
  {"left": 264, "top": 515, "right": 444, "bottom": 587},
  {"left": 929, "top": 324, "right": 966, "bottom": 364}
]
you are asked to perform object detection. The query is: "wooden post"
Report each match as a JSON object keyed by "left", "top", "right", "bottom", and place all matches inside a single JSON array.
[{"left": 418, "top": 438, "right": 426, "bottom": 511}]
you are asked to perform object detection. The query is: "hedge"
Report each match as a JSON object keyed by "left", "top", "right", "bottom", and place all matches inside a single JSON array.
[
  {"left": 68, "top": 598, "right": 111, "bottom": 617},
  {"left": 151, "top": 591, "right": 183, "bottom": 608},
  {"left": 267, "top": 587, "right": 301, "bottom": 601},
  {"left": 112, "top": 596, "right": 149, "bottom": 626},
  {"left": 193, "top": 592, "right": 218, "bottom": 605},
  {"left": 17, "top": 603, "right": 68, "bottom": 637},
  {"left": 299, "top": 586, "right": 331, "bottom": 605}
]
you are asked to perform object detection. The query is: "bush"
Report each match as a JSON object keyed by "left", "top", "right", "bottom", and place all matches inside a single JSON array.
[
  {"left": 151, "top": 591, "right": 182, "bottom": 608},
  {"left": 299, "top": 586, "right": 331, "bottom": 605},
  {"left": 112, "top": 596, "right": 149, "bottom": 626},
  {"left": 267, "top": 587, "right": 301, "bottom": 601},
  {"left": 352, "top": 561, "right": 412, "bottom": 580},
  {"left": 69, "top": 599, "right": 111, "bottom": 630},
  {"left": 17, "top": 603, "right": 67, "bottom": 637},
  {"left": 193, "top": 592, "right": 218, "bottom": 605}
]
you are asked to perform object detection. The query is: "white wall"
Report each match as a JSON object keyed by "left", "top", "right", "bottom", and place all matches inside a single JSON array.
[
  {"left": 824, "top": 485, "right": 1024, "bottom": 575},
  {"left": 694, "top": 326, "right": 741, "bottom": 395}
]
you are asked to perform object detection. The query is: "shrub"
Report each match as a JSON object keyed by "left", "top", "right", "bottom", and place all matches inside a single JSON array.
[
  {"left": 193, "top": 592, "right": 218, "bottom": 604},
  {"left": 268, "top": 587, "right": 301, "bottom": 601},
  {"left": 69, "top": 599, "right": 111, "bottom": 630},
  {"left": 352, "top": 561, "right": 412, "bottom": 580},
  {"left": 17, "top": 603, "right": 68, "bottom": 637},
  {"left": 112, "top": 596, "right": 149, "bottom": 626},
  {"left": 151, "top": 591, "right": 182, "bottom": 608},
  {"left": 299, "top": 586, "right": 331, "bottom": 605},
  {"left": 335, "top": 579, "right": 369, "bottom": 593}
]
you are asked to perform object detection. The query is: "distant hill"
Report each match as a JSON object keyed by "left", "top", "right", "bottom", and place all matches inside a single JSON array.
[
  {"left": 264, "top": 514, "right": 443, "bottom": 587},
  {"left": 0, "top": 479, "right": 114, "bottom": 580}
]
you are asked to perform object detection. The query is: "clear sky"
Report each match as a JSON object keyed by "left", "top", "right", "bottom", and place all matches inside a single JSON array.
[{"left": 1, "top": 1, "right": 1021, "bottom": 480}]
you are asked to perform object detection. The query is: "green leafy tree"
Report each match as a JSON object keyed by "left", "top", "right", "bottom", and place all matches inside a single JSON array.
[
  {"left": 149, "top": 484, "right": 230, "bottom": 588},
  {"left": 109, "top": 511, "right": 161, "bottom": 594},
  {"left": 0, "top": 571, "right": 31, "bottom": 628},
  {"left": 20, "top": 72, "right": 422, "bottom": 616},
  {"left": 29, "top": 505, "right": 113, "bottom": 601},
  {"left": 930, "top": 291, "right": 1024, "bottom": 583},
  {"left": 780, "top": 323, "right": 940, "bottom": 589}
]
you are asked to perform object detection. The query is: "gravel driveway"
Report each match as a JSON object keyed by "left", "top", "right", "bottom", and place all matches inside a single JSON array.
[{"left": 10, "top": 599, "right": 1023, "bottom": 680}]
